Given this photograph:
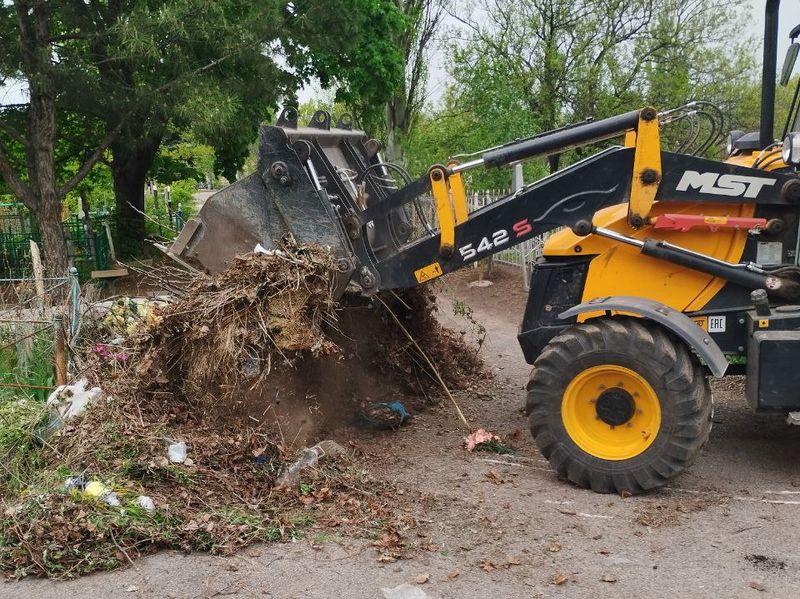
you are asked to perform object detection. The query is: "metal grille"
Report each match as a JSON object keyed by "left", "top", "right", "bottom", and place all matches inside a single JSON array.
[{"left": 0, "top": 205, "right": 111, "bottom": 280}]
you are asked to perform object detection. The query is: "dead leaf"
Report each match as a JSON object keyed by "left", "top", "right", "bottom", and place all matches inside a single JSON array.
[
  {"left": 479, "top": 559, "right": 496, "bottom": 572},
  {"left": 750, "top": 582, "right": 767, "bottom": 592},
  {"left": 125, "top": 586, "right": 139, "bottom": 593},
  {"left": 601, "top": 574, "right": 617, "bottom": 583},
  {"left": 485, "top": 469, "right": 504, "bottom": 485},
  {"left": 448, "top": 570, "right": 460, "bottom": 580},
  {"left": 550, "top": 573, "right": 568, "bottom": 586},
  {"left": 548, "top": 542, "right": 562, "bottom": 553},
  {"left": 413, "top": 573, "right": 430, "bottom": 584}
]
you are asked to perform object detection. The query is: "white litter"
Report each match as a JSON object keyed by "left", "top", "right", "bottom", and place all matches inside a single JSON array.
[
  {"left": 136, "top": 495, "right": 156, "bottom": 513},
  {"left": 168, "top": 441, "right": 188, "bottom": 464},
  {"left": 47, "top": 378, "right": 104, "bottom": 421},
  {"left": 254, "top": 243, "right": 285, "bottom": 256},
  {"left": 381, "top": 583, "right": 430, "bottom": 599}
]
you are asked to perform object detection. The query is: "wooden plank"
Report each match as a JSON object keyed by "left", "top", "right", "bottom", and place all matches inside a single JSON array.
[{"left": 91, "top": 268, "right": 129, "bottom": 279}]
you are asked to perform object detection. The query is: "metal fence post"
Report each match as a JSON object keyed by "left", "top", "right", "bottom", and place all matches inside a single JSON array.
[
  {"left": 53, "top": 314, "right": 67, "bottom": 386},
  {"left": 69, "top": 267, "right": 80, "bottom": 343},
  {"left": 512, "top": 164, "right": 528, "bottom": 288}
]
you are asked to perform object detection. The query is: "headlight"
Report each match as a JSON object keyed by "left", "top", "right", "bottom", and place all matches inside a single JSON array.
[
  {"left": 726, "top": 130, "right": 744, "bottom": 155},
  {"left": 782, "top": 132, "right": 800, "bottom": 165}
]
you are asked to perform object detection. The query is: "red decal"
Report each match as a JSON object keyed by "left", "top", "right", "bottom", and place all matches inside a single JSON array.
[{"left": 512, "top": 218, "right": 532, "bottom": 237}]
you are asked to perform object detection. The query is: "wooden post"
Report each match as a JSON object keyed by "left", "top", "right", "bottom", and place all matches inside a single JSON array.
[
  {"left": 105, "top": 222, "right": 117, "bottom": 262},
  {"left": 29, "top": 239, "right": 45, "bottom": 314},
  {"left": 53, "top": 315, "right": 67, "bottom": 386}
]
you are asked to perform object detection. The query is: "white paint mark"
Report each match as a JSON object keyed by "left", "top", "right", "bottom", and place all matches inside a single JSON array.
[
  {"left": 477, "top": 458, "right": 550, "bottom": 472},
  {"left": 734, "top": 496, "right": 800, "bottom": 506}
]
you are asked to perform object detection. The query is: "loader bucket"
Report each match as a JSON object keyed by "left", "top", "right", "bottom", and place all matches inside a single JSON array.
[{"left": 169, "top": 110, "right": 379, "bottom": 283}]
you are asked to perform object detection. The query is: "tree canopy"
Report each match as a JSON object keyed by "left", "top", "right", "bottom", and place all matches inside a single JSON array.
[{"left": 0, "top": 0, "right": 407, "bottom": 265}]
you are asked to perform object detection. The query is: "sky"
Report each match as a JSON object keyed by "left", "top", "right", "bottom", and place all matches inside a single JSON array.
[
  {"left": 295, "top": 1, "right": 800, "bottom": 110},
  {"left": 2, "top": 1, "right": 800, "bottom": 112}
]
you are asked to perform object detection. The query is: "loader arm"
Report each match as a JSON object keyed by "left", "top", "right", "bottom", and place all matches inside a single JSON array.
[
  {"left": 172, "top": 105, "right": 800, "bottom": 302},
  {"left": 351, "top": 108, "right": 800, "bottom": 299}
]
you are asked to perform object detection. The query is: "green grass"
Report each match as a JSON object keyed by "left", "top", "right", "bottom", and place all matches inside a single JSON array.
[
  {"left": 0, "top": 332, "right": 55, "bottom": 402},
  {"left": 0, "top": 394, "right": 50, "bottom": 494}
]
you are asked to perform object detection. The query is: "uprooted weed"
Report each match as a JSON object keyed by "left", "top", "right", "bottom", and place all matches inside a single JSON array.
[{"left": 1, "top": 242, "right": 483, "bottom": 578}]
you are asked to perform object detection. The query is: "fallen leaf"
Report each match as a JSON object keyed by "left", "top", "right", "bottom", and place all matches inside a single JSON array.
[
  {"left": 125, "top": 586, "right": 139, "bottom": 593},
  {"left": 479, "top": 559, "right": 496, "bottom": 572},
  {"left": 377, "top": 553, "right": 397, "bottom": 563},
  {"left": 550, "top": 573, "right": 568, "bottom": 586},
  {"left": 750, "top": 582, "right": 766, "bottom": 592},
  {"left": 447, "top": 570, "right": 460, "bottom": 580},
  {"left": 413, "top": 573, "right": 430, "bottom": 584},
  {"left": 601, "top": 574, "right": 617, "bottom": 583},
  {"left": 620, "top": 490, "right": 632, "bottom": 498},
  {"left": 485, "top": 469, "right": 504, "bottom": 484},
  {"left": 548, "top": 542, "right": 562, "bottom": 553}
]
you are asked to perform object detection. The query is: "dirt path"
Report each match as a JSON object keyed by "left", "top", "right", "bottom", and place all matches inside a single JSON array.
[{"left": 6, "top": 266, "right": 800, "bottom": 598}]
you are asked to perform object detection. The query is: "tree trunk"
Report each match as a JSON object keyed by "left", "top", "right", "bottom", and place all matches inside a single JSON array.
[
  {"left": 111, "top": 129, "right": 163, "bottom": 257},
  {"left": 32, "top": 193, "right": 68, "bottom": 278},
  {"left": 18, "top": 0, "right": 68, "bottom": 277},
  {"left": 384, "top": 102, "right": 406, "bottom": 163}
]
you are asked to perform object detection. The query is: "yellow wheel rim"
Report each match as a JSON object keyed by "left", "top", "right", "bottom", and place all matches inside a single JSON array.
[{"left": 561, "top": 364, "right": 661, "bottom": 461}]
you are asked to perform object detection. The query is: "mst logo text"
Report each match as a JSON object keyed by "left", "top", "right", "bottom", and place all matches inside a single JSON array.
[{"left": 676, "top": 170, "right": 776, "bottom": 198}]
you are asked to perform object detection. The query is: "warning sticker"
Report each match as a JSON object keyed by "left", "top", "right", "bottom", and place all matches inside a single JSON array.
[
  {"left": 414, "top": 261, "right": 443, "bottom": 283},
  {"left": 692, "top": 317, "right": 708, "bottom": 331}
]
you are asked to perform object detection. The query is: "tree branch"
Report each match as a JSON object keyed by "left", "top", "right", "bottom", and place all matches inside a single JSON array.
[
  {"left": 0, "top": 118, "right": 28, "bottom": 148},
  {"left": 56, "top": 118, "right": 125, "bottom": 197},
  {"left": 0, "top": 141, "right": 33, "bottom": 207}
]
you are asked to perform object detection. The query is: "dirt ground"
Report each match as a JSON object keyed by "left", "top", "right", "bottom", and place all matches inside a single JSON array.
[{"left": 6, "top": 264, "right": 800, "bottom": 598}]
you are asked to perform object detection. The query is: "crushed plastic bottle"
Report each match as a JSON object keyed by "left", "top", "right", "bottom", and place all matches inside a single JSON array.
[
  {"left": 64, "top": 475, "right": 87, "bottom": 492},
  {"left": 136, "top": 495, "right": 156, "bottom": 513},
  {"left": 83, "top": 480, "right": 121, "bottom": 507},
  {"left": 276, "top": 440, "right": 346, "bottom": 488},
  {"left": 168, "top": 441, "right": 187, "bottom": 464}
]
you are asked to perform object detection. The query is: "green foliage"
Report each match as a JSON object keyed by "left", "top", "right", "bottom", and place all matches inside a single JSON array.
[
  {"left": 0, "top": 395, "right": 49, "bottom": 492},
  {"left": 0, "top": 0, "right": 409, "bottom": 261},
  {"left": 151, "top": 135, "right": 216, "bottom": 186},
  {"left": 405, "top": 0, "right": 759, "bottom": 188},
  {"left": 0, "top": 347, "right": 54, "bottom": 404},
  {"left": 143, "top": 180, "right": 198, "bottom": 239},
  {"left": 170, "top": 180, "right": 199, "bottom": 209}
]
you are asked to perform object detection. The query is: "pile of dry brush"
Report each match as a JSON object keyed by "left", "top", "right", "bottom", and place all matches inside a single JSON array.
[{"left": 1, "top": 242, "right": 484, "bottom": 578}]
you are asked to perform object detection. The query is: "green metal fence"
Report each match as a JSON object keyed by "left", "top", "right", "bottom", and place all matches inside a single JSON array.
[{"left": 0, "top": 204, "right": 112, "bottom": 280}]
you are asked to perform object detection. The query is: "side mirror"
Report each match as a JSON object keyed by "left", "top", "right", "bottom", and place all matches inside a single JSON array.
[{"left": 780, "top": 42, "right": 800, "bottom": 86}]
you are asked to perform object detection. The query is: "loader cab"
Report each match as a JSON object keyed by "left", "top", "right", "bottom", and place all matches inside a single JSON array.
[
  {"left": 727, "top": 2, "right": 800, "bottom": 165},
  {"left": 778, "top": 24, "right": 800, "bottom": 166}
]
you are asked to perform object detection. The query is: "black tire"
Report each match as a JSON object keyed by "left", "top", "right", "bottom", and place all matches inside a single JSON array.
[{"left": 526, "top": 317, "right": 712, "bottom": 494}]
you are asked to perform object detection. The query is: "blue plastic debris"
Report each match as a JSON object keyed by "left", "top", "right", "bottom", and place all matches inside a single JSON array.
[{"left": 356, "top": 400, "right": 410, "bottom": 430}]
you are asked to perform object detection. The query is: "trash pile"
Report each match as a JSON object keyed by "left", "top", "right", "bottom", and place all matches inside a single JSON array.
[{"left": 0, "top": 241, "right": 484, "bottom": 578}]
